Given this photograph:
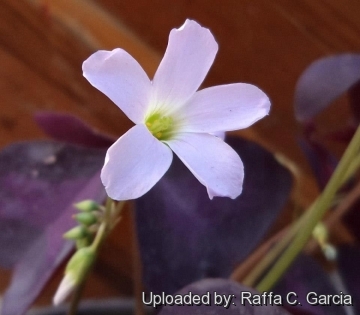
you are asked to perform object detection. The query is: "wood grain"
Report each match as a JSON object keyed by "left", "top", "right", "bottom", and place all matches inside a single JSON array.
[{"left": 1, "top": 0, "right": 359, "bottom": 309}]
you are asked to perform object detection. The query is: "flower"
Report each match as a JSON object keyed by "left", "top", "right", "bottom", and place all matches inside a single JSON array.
[{"left": 83, "top": 19, "right": 270, "bottom": 201}]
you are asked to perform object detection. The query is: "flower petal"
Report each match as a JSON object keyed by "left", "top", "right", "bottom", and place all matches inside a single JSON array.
[
  {"left": 166, "top": 133, "right": 244, "bottom": 199},
  {"left": 151, "top": 19, "right": 218, "bottom": 113},
  {"left": 83, "top": 49, "right": 151, "bottom": 124},
  {"left": 176, "top": 83, "right": 270, "bottom": 132},
  {"left": 210, "top": 131, "right": 226, "bottom": 140},
  {"left": 101, "top": 125, "right": 173, "bottom": 200}
]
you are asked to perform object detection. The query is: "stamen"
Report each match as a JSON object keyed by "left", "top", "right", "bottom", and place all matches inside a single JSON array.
[{"left": 145, "top": 113, "right": 174, "bottom": 140}]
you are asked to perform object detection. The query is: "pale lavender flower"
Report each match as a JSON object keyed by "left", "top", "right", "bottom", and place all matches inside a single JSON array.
[{"left": 83, "top": 19, "right": 270, "bottom": 200}]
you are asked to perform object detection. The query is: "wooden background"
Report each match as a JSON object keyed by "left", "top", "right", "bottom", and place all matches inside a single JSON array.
[{"left": 1, "top": 0, "right": 360, "bottom": 308}]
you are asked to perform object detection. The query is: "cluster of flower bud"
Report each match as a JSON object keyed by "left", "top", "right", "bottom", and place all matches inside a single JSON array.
[
  {"left": 63, "top": 200, "right": 104, "bottom": 249},
  {"left": 54, "top": 200, "right": 104, "bottom": 305}
]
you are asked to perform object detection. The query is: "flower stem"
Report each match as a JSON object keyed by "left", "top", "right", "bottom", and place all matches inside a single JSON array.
[{"left": 256, "top": 124, "right": 360, "bottom": 292}]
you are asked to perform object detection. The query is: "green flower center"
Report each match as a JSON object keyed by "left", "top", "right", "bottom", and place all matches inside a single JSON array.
[{"left": 145, "top": 113, "right": 174, "bottom": 140}]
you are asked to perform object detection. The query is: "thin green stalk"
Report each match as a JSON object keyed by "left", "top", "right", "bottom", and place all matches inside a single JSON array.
[
  {"left": 256, "top": 125, "right": 360, "bottom": 292},
  {"left": 91, "top": 197, "right": 113, "bottom": 250},
  {"left": 341, "top": 153, "right": 360, "bottom": 185}
]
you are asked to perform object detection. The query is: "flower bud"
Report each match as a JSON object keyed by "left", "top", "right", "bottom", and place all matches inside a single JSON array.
[
  {"left": 63, "top": 226, "right": 88, "bottom": 240},
  {"left": 74, "top": 212, "right": 98, "bottom": 226},
  {"left": 74, "top": 200, "right": 99, "bottom": 212},
  {"left": 53, "top": 247, "right": 96, "bottom": 305},
  {"left": 53, "top": 274, "right": 75, "bottom": 306},
  {"left": 76, "top": 238, "right": 91, "bottom": 249}
]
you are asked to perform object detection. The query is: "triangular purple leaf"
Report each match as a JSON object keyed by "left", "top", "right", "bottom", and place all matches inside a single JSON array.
[
  {"left": 135, "top": 136, "right": 292, "bottom": 294},
  {"left": 0, "top": 141, "right": 106, "bottom": 315},
  {"left": 294, "top": 54, "right": 360, "bottom": 121}
]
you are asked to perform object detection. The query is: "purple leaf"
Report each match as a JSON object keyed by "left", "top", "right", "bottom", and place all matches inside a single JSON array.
[
  {"left": 35, "top": 112, "right": 114, "bottom": 148},
  {"left": 274, "top": 255, "right": 347, "bottom": 315},
  {"left": 135, "top": 136, "right": 292, "bottom": 294},
  {"left": 0, "top": 141, "right": 106, "bottom": 315},
  {"left": 294, "top": 54, "right": 360, "bottom": 122},
  {"left": 158, "top": 278, "right": 290, "bottom": 315}
]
